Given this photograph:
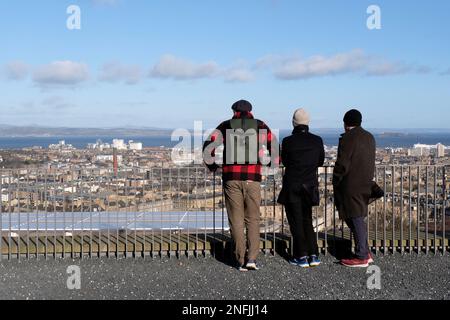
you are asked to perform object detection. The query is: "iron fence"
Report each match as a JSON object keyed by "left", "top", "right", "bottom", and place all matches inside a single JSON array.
[{"left": 0, "top": 165, "right": 448, "bottom": 260}]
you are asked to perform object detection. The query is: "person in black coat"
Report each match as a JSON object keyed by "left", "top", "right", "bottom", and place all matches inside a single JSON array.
[
  {"left": 333, "top": 109, "right": 376, "bottom": 268},
  {"left": 278, "top": 108, "right": 325, "bottom": 268}
]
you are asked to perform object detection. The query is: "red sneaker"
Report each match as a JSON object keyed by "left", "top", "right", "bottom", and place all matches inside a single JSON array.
[
  {"left": 340, "top": 257, "right": 370, "bottom": 268},
  {"left": 367, "top": 252, "right": 374, "bottom": 264}
]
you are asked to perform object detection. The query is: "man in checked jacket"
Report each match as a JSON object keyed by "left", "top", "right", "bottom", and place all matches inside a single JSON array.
[{"left": 203, "top": 100, "right": 278, "bottom": 271}]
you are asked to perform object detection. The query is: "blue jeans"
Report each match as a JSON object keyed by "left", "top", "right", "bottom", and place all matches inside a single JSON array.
[{"left": 345, "top": 217, "right": 369, "bottom": 260}]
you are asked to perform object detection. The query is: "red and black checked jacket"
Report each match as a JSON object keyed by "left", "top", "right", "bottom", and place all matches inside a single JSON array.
[{"left": 203, "top": 112, "right": 278, "bottom": 182}]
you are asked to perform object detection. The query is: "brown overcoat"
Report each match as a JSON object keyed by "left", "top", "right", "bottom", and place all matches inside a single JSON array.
[{"left": 333, "top": 126, "right": 376, "bottom": 220}]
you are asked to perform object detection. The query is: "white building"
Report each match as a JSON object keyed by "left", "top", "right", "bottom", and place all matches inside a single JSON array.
[
  {"left": 437, "top": 143, "right": 445, "bottom": 158},
  {"left": 87, "top": 139, "right": 111, "bottom": 151},
  {"left": 128, "top": 140, "right": 143, "bottom": 151},
  {"left": 1, "top": 175, "right": 13, "bottom": 184},
  {"left": 96, "top": 155, "right": 123, "bottom": 163},
  {"left": 409, "top": 143, "right": 447, "bottom": 158},
  {"left": 49, "top": 140, "right": 75, "bottom": 151},
  {"left": 409, "top": 144, "right": 431, "bottom": 157},
  {"left": 112, "top": 139, "right": 127, "bottom": 150}
]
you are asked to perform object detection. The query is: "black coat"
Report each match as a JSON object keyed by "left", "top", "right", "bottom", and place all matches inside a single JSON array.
[
  {"left": 333, "top": 126, "right": 376, "bottom": 220},
  {"left": 277, "top": 125, "right": 325, "bottom": 205}
]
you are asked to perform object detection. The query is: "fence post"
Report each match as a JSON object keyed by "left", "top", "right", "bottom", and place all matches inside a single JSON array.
[
  {"left": 273, "top": 174, "right": 276, "bottom": 256},
  {"left": 324, "top": 167, "right": 328, "bottom": 256},
  {"left": 0, "top": 168, "right": 2, "bottom": 262},
  {"left": 213, "top": 170, "right": 216, "bottom": 259},
  {"left": 443, "top": 166, "right": 448, "bottom": 255}
]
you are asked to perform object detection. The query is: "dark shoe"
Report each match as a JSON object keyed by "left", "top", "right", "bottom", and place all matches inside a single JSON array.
[{"left": 289, "top": 257, "right": 310, "bottom": 268}]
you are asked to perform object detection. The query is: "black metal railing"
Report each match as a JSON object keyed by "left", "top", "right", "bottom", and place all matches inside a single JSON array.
[{"left": 0, "top": 165, "right": 448, "bottom": 260}]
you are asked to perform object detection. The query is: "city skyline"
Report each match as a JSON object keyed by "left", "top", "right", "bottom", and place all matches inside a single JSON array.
[
  {"left": 1, "top": 0, "right": 450, "bottom": 130},
  {"left": 1, "top": 0, "right": 449, "bottom": 304}
]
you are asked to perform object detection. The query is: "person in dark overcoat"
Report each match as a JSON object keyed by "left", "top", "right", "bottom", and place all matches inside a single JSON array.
[{"left": 333, "top": 109, "right": 376, "bottom": 268}]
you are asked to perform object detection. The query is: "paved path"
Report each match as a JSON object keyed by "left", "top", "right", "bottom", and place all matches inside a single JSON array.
[{"left": 0, "top": 254, "right": 449, "bottom": 300}]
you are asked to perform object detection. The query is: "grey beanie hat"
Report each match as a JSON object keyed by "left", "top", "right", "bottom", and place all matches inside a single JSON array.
[{"left": 292, "top": 108, "right": 310, "bottom": 127}]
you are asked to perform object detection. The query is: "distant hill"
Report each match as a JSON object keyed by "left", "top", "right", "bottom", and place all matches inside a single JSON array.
[
  {"left": 377, "top": 132, "right": 408, "bottom": 138},
  {"left": 0, "top": 124, "right": 449, "bottom": 138},
  {"left": 0, "top": 125, "right": 173, "bottom": 137}
]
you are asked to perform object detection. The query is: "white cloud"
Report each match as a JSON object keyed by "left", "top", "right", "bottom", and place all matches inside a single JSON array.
[
  {"left": 4, "top": 61, "right": 29, "bottom": 80},
  {"left": 33, "top": 61, "right": 89, "bottom": 86},
  {"left": 365, "top": 61, "right": 411, "bottom": 76},
  {"left": 254, "top": 54, "right": 283, "bottom": 70},
  {"left": 99, "top": 62, "right": 143, "bottom": 84},
  {"left": 150, "top": 55, "right": 219, "bottom": 80},
  {"left": 415, "top": 66, "right": 432, "bottom": 74},
  {"left": 274, "top": 49, "right": 368, "bottom": 80},
  {"left": 223, "top": 68, "right": 254, "bottom": 83},
  {"left": 366, "top": 62, "right": 432, "bottom": 76},
  {"left": 440, "top": 68, "right": 450, "bottom": 76},
  {"left": 3, "top": 52, "right": 432, "bottom": 88},
  {"left": 265, "top": 50, "right": 432, "bottom": 80}
]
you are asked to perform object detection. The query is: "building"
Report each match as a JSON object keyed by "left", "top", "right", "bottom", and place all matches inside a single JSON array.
[
  {"left": 128, "top": 140, "right": 143, "bottom": 151},
  {"left": 49, "top": 140, "right": 75, "bottom": 151},
  {"left": 87, "top": 139, "right": 111, "bottom": 151},
  {"left": 96, "top": 154, "right": 123, "bottom": 163},
  {"left": 437, "top": 143, "right": 445, "bottom": 158},
  {"left": 112, "top": 139, "right": 127, "bottom": 150},
  {"left": 409, "top": 143, "right": 434, "bottom": 157}
]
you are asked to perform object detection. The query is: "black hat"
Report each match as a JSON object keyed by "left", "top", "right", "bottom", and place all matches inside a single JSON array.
[
  {"left": 343, "top": 109, "right": 362, "bottom": 127},
  {"left": 232, "top": 100, "right": 253, "bottom": 112}
]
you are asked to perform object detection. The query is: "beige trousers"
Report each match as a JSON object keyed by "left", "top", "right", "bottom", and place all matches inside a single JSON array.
[{"left": 224, "top": 181, "right": 261, "bottom": 265}]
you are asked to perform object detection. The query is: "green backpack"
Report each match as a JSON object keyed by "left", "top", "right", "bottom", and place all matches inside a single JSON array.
[{"left": 226, "top": 118, "right": 259, "bottom": 165}]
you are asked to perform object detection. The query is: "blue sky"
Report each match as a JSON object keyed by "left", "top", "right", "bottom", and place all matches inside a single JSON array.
[{"left": 1, "top": 0, "right": 450, "bottom": 130}]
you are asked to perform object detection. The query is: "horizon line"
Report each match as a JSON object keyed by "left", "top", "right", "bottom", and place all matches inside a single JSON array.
[{"left": 1, "top": 124, "right": 450, "bottom": 132}]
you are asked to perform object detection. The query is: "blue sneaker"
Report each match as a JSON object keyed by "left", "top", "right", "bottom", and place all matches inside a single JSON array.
[
  {"left": 289, "top": 257, "right": 310, "bottom": 268},
  {"left": 309, "top": 255, "right": 321, "bottom": 267}
]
